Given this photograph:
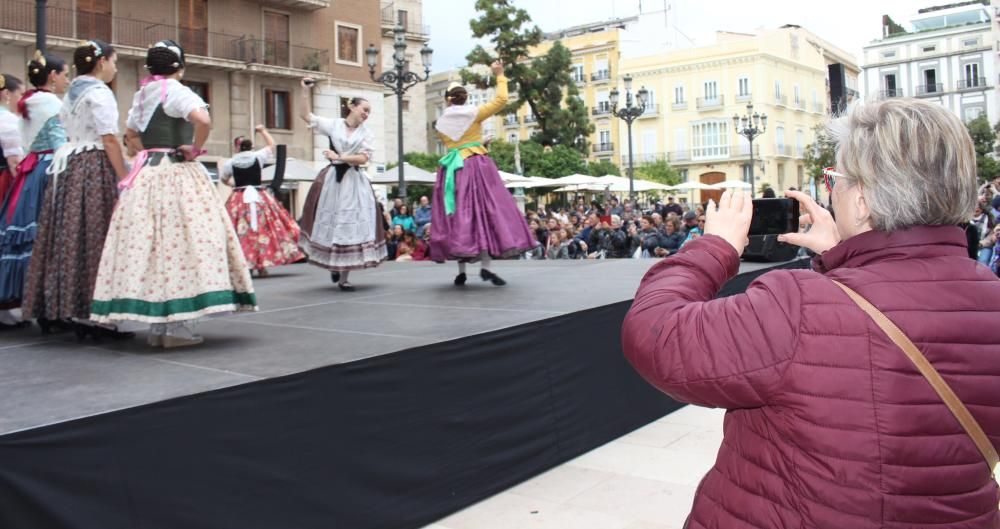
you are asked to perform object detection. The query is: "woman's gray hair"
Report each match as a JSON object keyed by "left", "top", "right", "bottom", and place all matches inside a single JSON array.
[{"left": 828, "top": 98, "right": 977, "bottom": 231}]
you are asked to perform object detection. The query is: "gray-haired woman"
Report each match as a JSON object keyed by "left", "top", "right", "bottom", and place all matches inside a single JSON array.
[{"left": 622, "top": 97, "right": 999, "bottom": 528}]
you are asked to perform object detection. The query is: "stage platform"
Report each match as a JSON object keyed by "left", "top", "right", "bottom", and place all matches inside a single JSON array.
[{"left": 0, "top": 258, "right": 805, "bottom": 529}]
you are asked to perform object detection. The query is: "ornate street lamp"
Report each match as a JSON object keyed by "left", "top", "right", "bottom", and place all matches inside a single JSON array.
[
  {"left": 732, "top": 101, "right": 767, "bottom": 198},
  {"left": 609, "top": 74, "right": 648, "bottom": 202},
  {"left": 366, "top": 26, "right": 433, "bottom": 201}
]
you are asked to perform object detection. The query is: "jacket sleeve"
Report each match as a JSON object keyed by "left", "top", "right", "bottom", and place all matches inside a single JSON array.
[
  {"left": 476, "top": 76, "right": 509, "bottom": 122},
  {"left": 621, "top": 235, "right": 802, "bottom": 408}
]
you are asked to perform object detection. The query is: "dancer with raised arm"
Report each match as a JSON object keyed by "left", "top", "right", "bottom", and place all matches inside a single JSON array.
[
  {"left": 90, "top": 41, "right": 256, "bottom": 348},
  {"left": 0, "top": 52, "right": 69, "bottom": 333},
  {"left": 431, "top": 60, "right": 534, "bottom": 286},
  {"left": 220, "top": 125, "right": 303, "bottom": 278},
  {"left": 23, "top": 41, "right": 132, "bottom": 341},
  {"left": 296, "top": 77, "right": 386, "bottom": 291}
]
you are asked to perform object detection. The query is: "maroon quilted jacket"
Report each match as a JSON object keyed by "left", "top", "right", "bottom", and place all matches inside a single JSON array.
[{"left": 622, "top": 226, "right": 1000, "bottom": 529}]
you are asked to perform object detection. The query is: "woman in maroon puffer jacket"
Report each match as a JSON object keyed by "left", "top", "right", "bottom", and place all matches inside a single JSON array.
[{"left": 622, "top": 98, "right": 1000, "bottom": 529}]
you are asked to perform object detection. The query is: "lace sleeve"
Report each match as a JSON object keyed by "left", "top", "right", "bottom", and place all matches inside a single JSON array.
[
  {"left": 90, "top": 87, "right": 120, "bottom": 136},
  {"left": 164, "top": 81, "right": 208, "bottom": 121},
  {"left": 307, "top": 113, "right": 336, "bottom": 137},
  {"left": 359, "top": 127, "right": 375, "bottom": 162},
  {"left": 0, "top": 115, "right": 24, "bottom": 158}
]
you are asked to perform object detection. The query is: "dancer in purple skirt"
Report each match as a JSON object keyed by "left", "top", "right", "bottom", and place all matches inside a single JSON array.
[{"left": 431, "top": 60, "right": 534, "bottom": 286}]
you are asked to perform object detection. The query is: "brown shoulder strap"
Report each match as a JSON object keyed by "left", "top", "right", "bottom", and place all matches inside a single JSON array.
[{"left": 832, "top": 280, "right": 998, "bottom": 480}]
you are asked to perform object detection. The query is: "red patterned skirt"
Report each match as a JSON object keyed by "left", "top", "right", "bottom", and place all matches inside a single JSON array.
[{"left": 225, "top": 186, "right": 304, "bottom": 270}]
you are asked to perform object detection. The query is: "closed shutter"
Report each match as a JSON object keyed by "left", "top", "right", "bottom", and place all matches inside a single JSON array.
[
  {"left": 264, "top": 11, "right": 290, "bottom": 66},
  {"left": 178, "top": 0, "right": 208, "bottom": 56},
  {"left": 76, "top": 0, "right": 112, "bottom": 42}
]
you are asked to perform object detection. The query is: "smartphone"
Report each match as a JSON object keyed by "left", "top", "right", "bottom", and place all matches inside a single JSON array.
[
  {"left": 749, "top": 198, "right": 799, "bottom": 236},
  {"left": 599, "top": 215, "right": 612, "bottom": 225}
]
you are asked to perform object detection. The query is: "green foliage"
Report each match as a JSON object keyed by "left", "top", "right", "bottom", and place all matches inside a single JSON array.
[
  {"left": 486, "top": 139, "right": 584, "bottom": 178},
  {"left": 462, "top": 1, "right": 592, "bottom": 154},
  {"left": 803, "top": 123, "right": 836, "bottom": 187},
  {"left": 635, "top": 159, "right": 682, "bottom": 186},
  {"left": 967, "top": 115, "right": 1000, "bottom": 183},
  {"left": 585, "top": 159, "right": 621, "bottom": 176}
]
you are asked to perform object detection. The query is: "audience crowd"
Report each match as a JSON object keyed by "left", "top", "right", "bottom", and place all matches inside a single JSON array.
[{"left": 375, "top": 177, "right": 1000, "bottom": 277}]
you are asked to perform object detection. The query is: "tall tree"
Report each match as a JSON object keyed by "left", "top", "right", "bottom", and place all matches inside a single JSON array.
[
  {"left": 967, "top": 115, "right": 1000, "bottom": 183},
  {"left": 585, "top": 159, "right": 621, "bottom": 177},
  {"left": 803, "top": 123, "right": 836, "bottom": 191},
  {"left": 635, "top": 159, "right": 682, "bottom": 186},
  {"left": 462, "top": 1, "right": 593, "bottom": 154}
]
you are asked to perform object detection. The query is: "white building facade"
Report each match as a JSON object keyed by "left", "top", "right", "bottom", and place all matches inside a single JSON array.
[{"left": 862, "top": 3, "right": 996, "bottom": 123}]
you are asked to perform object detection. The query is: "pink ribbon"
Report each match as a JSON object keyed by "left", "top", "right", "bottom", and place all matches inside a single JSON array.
[{"left": 118, "top": 148, "right": 172, "bottom": 191}]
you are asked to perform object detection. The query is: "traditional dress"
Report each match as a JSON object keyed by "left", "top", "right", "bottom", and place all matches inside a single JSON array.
[
  {"left": 0, "top": 106, "right": 22, "bottom": 204},
  {"left": 90, "top": 78, "right": 256, "bottom": 324},
  {"left": 22, "top": 76, "right": 119, "bottom": 321},
  {"left": 0, "top": 90, "right": 64, "bottom": 308},
  {"left": 297, "top": 115, "right": 387, "bottom": 271},
  {"left": 220, "top": 147, "right": 303, "bottom": 271},
  {"left": 431, "top": 76, "right": 534, "bottom": 262}
]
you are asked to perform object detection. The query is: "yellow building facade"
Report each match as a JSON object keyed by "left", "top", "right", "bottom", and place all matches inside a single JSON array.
[
  {"left": 620, "top": 26, "right": 858, "bottom": 202},
  {"left": 492, "top": 19, "right": 634, "bottom": 164}
]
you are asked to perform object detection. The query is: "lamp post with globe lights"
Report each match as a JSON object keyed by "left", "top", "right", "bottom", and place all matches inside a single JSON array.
[
  {"left": 609, "top": 75, "right": 648, "bottom": 203},
  {"left": 365, "top": 27, "right": 432, "bottom": 201},
  {"left": 732, "top": 101, "right": 767, "bottom": 198}
]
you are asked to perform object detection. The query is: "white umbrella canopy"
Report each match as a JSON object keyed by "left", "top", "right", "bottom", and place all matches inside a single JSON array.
[
  {"left": 261, "top": 158, "right": 327, "bottom": 181},
  {"left": 369, "top": 162, "right": 438, "bottom": 184},
  {"left": 711, "top": 180, "right": 752, "bottom": 190},
  {"left": 549, "top": 173, "right": 603, "bottom": 186},
  {"left": 669, "top": 181, "right": 717, "bottom": 191},
  {"left": 504, "top": 176, "right": 562, "bottom": 189}
]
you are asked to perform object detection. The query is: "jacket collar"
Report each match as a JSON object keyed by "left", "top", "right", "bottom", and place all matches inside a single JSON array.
[{"left": 813, "top": 225, "right": 968, "bottom": 273}]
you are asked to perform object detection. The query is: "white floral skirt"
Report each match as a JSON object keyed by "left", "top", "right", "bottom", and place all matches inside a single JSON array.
[{"left": 90, "top": 158, "right": 257, "bottom": 323}]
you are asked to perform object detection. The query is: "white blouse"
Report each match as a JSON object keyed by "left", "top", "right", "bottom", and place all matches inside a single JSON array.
[
  {"left": 0, "top": 109, "right": 23, "bottom": 159},
  {"left": 61, "top": 77, "right": 119, "bottom": 144},
  {"left": 308, "top": 113, "right": 375, "bottom": 160},
  {"left": 220, "top": 147, "right": 273, "bottom": 184},
  {"left": 126, "top": 78, "right": 207, "bottom": 133}
]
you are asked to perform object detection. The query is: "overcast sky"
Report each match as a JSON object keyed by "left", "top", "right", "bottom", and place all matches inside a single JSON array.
[{"left": 423, "top": 0, "right": 925, "bottom": 73}]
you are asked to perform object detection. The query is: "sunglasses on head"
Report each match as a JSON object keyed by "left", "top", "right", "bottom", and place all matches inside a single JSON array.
[{"left": 822, "top": 167, "right": 843, "bottom": 194}]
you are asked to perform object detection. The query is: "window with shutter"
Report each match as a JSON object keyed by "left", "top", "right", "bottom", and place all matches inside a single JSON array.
[
  {"left": 336, "top": 23, "right": 360, "bottom": 64},
  {"left": 76, "top": 0, "right": 112, "bottom": 42},
  {"left": 264, "top": 11, "right": 290, "bottom": 67},
  {"left": 264, "top": 89, "right": 291, "bottom": 130},
  {"left": 178, "top": 0, "right": 208, "bottom": 56}
]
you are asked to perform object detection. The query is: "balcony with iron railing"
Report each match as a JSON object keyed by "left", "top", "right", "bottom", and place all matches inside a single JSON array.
[
  {"left": 380, "top": 3, "right": 430, "bottom": 38},
  {"left": 0, "top": 0, "right": 328, "bottom": 73},
  {"left": 735, "top": 92, "right": 752, "bottom": 102},
  {"left": 696, "top": 95, "right": 724, "bottom": 110},
  {"left": 591, "top": 70, "right": 611, "bottom": 83},
  {"left": 592, "top": 104, "right": 612, "bottom": 117},
  {"left": 957, "top": 77, "right": 988, "bottom": 91},
  {"left": 621, "top": 153, "right": 668, "bottom": 165},
  {"left": 523, "top": 114, "right": 538, "bottom": 125},
  {"left": 916, "top": 83, "right": 943, "bottom": 96},
  {"left": 878, "top": 89, "right": 904, "bottom": 99},
  {"left": 259, "top": 0, "right": 329, "bottom": 11},
  {"left": 794, "top": 99, "right": 806, "bottom": 111},
  {"left": 813, "top": 101, "right": 825, "bottom": 113},
  {"left": 671, "top": 100, "right": 688, "bottom": 111},
  {"left": 774, "top": 145, "right": 795, "bottom": 157},
  {"left": 593, "top": 142, "right": 614, "bottom": 153},
  {"left": 774, "top": 94, "right": 788, "bottom": 106},
  {"left": 637, "top": 104, "right": 659, "bottom": 118},
  {"left": 503, "top": 115, "right": 520, "bottom": 127}
]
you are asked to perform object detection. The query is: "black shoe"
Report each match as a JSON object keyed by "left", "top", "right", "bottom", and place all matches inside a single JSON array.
[
  {"left": 480, "top": 269, "right": 506, "bottom": 286},
  {"left": 74, "top": 322, "right": 101, "bottom": 342},
  {"left": 454, "top": 273, "right": 467, "bottom": 286},
  {"left": 330, "top": 271, "right": 341, "bottom": 284},
  {"left": 38, "top": 318, "right": 72, "bottom": 335},
  {"left": 338, "top": 282, "right": 355, "bottom": 292}
]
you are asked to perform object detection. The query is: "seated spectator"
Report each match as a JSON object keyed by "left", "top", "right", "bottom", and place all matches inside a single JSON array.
[
  {"left": 545, "top": 231, "right": 569, "bottom": 259},
  {"left": 679, "top": 214, "right": 705, "bottom": 249},
  {"left": 648, "top": 217, "right": 684, "bottom": 257},
  {"left": 413, "top": 196, "right": 432, "bottom": 237},
  {"left": 609, "top": 196, "right": 624, "bottom": 216},
  {"left": 389, "top": 197, "right": 403, "bottom": 218},
  {"left": 386, "top": 224, "right": 404, "bottom": 260},
  {"left": 392, "top": 204, "right": 416, "bottom": 232},
  {"left": 546, "top": 217, "right": 561, "bottom": 233},
  {"left": 559, "top": 227, "right": 586, "bottom": 259},
  {"left": 523, "top": 219, "right": 546, "bottom": 260},
  {"left": 979, "top": 224, "right": 1000, "bottom": 271},
  {"left": 680, "top": 211, "right": 698, "bottom": 235},
  {"left": 628, "top": 216, "right": 660, "bottom": 258},
  {"left": 395, "top": 231, "right": 416, "bottom": 261},
  {"left": 589, "top": 215, "right": 628, "bottom": 258}
]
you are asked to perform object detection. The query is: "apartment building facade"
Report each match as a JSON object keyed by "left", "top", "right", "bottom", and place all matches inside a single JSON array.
[
  {"left": 619, "top": 26, "right": 859, "bottom": 202},
  {"left": 862, "top": 2, "right": 996, "bottom": 124},
  {"left": 0, "top": 0, "right": 388, "bottom": 214}
]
